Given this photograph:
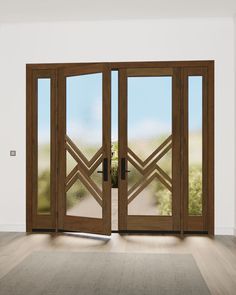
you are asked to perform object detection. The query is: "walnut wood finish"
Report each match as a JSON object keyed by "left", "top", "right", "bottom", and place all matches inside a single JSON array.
[
  {"left": 182, "top": 67, "right": 214, "bottom": 234},
  {"left": 57, "top": 64, "right": 111, "bottom": 235},
  {"left": 26, "top": 60, "right": 214, "bottom": 235},
  {"left": 118, "top": 67, "right": 181, "bottom": 232},
  {"left": 26, "top": 69, "right": 57, "bottom": 230}
]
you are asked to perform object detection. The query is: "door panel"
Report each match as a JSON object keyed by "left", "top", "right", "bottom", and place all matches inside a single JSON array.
[
  {"left": 182, "top": 67, "right": 208, "bottom": 232},
  {"left": 58, "top": 65, "right": 111, "bottom": 235},
  {"left": 28, "top": 69, "right": 57, "bottom": 230},
  {"left": 118, "top": 68, "right": 181, "bottom": 231}
]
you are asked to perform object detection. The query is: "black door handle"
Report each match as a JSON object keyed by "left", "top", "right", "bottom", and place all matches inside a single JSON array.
[
  {"left": 121, "top": 158, "right": 130, "bottom": 180},
  {"left": 97, "top": 158, "right": 108, "bottom": 181}
]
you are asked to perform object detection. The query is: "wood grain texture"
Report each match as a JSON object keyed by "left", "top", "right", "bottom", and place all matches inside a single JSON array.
[
  {"left": 127, "top": 67, "right": 173, "bottom": 76},
  {"left": 207, "top": 62, "right": 215, "bottom": 236},
  {"left": 57, "top": 64, "right": 111, "bottom": 235},
  {"left": 26, "top": 60, "right": 214, "bottom": 70},
  {"left": 26, "top": 67, "right": 33, "bottom": 232},
  {"left": 26, "top": 60, "right": 214, "bottom": 235},
  {"left": 102, "top": 65, "right": 112, "bottom": 235},
  {"left": 26, "top": 69, "right": 57, "bottom": 231},
  {"left": 118, "top": 69, "right": 128, "bottom": 230},
  {"left": 172, "top": 68, "right": 181, "bottom": 231},
  {"left": 182, "top": 66, "right": 214, "bottom": 233},
  {"left": 1, "top": 233, "right": 234, "bottom": 295},
  {"left": 119, "top": 66, "right": 181, "bottom": 232}
]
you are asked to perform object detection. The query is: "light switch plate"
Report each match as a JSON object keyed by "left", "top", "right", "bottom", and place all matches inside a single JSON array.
[{"left": 10, "top": 150, "right": 16, "bottom": 156}]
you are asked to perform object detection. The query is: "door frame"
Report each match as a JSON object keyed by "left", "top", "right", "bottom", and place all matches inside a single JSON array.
[{"left": 26, "top": 60, "right": 214, "bottom": 235}]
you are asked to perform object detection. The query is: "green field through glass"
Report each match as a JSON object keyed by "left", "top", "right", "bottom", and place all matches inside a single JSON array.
[
  {"left": 37, "top": 78, "right": 51, "bottom": 214},
  {"left": 127, "top": 76, "right": 172, "bottom": 216},
  {"left": 188, "top": 76, "right": 203, "bottom": 216},
  {"left": 65, "top": 74, "right": 103, "bottom": 218}
]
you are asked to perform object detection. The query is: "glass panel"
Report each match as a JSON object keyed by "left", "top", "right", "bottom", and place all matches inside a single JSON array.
[
  {"left": 112, "top": 71, "right": 118, "bottom": 144},
  {"left": 66, "top": 180, "right": 102, "bottom": 218},
  {"left": 66, "top": 73, "right": 103, "bottom": 218},
  {"left": 66, "top": 151, "right": 77, "bottom": 175},
  {"left": 111, "top": 71, "right": 119, "bottom": 230},
  {"left": 37, "top": 79, "right": 51, "bottom": 214},
  {"left": 188, "top": 76, "right": 203, "bottom": 216},
  {"left": 128, "top": 179, "right": 172, "bottom": 215},
  {"left": 66, "top": 74, "right": 102, "bottom": 160},
  {"left": 128, "top": 163, "right": 143, "bottom": 191},
  {"left": 111, "top": 142, "right": 118, "bottom": 188},
  {"left": 127, "top": 76, "right": 172, "bottom": 216},
  {"left": 90, "top": 163, "right": 103, "bottom": 190},
  {"left": 128, "top": 77, "right": 172, "bottom": 160},
  {"left": 158, "top": 149, "right": 172, "bottom": 178},
  {"left": 111, "top": 71, "right": 119, "bottom": 189}
]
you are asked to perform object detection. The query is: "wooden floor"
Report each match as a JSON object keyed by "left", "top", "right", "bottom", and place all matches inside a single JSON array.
[{"left": 0, "top": 233, "right": 236, "bottom": 294}]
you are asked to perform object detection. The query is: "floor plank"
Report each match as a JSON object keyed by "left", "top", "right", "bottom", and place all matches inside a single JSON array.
[{"left": 0, "top": 233, "right": 236, "bottom": 294}]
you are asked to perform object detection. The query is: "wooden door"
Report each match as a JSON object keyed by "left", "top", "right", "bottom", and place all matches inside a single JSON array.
[
  {"left": 118, "top": 67, "right": 181, "bottom": 231},
  {"left": 26, "top": 61, "right": 214, "bottom": 235},
  {"left": 57, "top": 65, "right": 111, "bottom": 235}
]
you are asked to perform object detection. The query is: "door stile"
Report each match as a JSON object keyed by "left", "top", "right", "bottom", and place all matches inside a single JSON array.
[
  {"left": 102, "top": 65, "right": 112, "bottom": 234},
  {"left": 172, "top": 68, "right": 182, "bottom": 231},
  {"left": 57, "top": 67, "right": 66, "bottom": 230},
  {"left": 118, "top": 69, "right": 128, "bottom": 231},
  {"left": 207, "top": 62, "right": 215, "bottom": 236}
]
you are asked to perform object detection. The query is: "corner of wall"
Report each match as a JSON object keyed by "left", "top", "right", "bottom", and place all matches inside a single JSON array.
[{"left": 234, "top": 16, "right": 236, "bottom": 235}]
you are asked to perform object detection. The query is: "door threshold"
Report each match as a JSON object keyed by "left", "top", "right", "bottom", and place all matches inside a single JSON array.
[
  {"left": 112, "top": 230, "right": 181, "bottom": 234},
  {"left": 112, "top": 230, "right": 209, "bottom": 235}
]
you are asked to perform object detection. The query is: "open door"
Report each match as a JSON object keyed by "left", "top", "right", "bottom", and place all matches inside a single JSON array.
[
  {"left": 27, "top": 61, "right": 213, "bottom": 235},
  {"left": 57, "top": 65, "right": 111, "bottom": 235}
]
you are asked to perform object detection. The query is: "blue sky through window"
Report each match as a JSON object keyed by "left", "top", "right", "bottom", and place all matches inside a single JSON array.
[{"left": 38, "top": 73, "right": 202, "bottom": 144}]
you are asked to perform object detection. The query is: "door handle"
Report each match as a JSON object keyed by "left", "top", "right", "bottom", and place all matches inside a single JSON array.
[
  {"left": 97, "top": 158, "right": 108, "bottom": 181},
  {"left": 121, "top": 158, "right": 130, "bottom": 180}
]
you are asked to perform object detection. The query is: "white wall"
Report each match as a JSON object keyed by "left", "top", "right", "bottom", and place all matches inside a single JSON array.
[
  {"left": 235, "top": 17, "right": 236, "bottom": 236},
  {"left": 0, "top": 18, "right": 235, "bottom": 234}
]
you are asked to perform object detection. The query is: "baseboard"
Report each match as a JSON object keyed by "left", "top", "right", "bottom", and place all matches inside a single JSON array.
[
  {"left": 0, "top": 224, "right": 26, "bottom": 232},
  {"left": 215, "top": 227, "right": 235, "bottom": 235}
]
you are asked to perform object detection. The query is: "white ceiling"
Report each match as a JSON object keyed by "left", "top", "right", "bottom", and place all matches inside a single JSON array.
[{"left": 0, "top": 0, "right": 236, "bottom": 23}]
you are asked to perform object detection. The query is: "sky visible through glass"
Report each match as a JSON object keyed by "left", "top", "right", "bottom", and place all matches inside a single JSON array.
[{"left": 38, "top": 73, "right": 202, "bottom": 144}]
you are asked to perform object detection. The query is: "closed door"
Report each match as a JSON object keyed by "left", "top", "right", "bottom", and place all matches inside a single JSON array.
[
  {"left": 57, "top": 65, "right": 111, "bottom": 235},
  {"left": 118, "top": 68, "right": 181, "bottom": 231}
]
